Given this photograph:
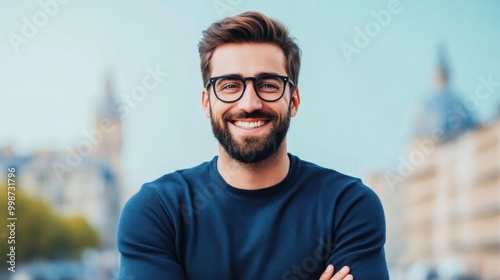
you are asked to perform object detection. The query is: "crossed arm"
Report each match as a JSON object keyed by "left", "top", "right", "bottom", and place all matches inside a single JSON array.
[{"left": 117, "top": 181, "right": 387, "bottom": 279}]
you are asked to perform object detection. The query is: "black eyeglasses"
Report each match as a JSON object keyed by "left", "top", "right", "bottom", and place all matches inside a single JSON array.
[{"left": 205, "top": 74, "right": 295, "bottom": 103}]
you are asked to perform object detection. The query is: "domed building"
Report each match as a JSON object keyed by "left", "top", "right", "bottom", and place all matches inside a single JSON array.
[{"left": 414, "top": 45, "right": 477, "bottom": 143}]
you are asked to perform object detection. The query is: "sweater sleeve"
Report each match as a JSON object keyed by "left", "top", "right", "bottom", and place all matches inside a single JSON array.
[
  {"left": 327, "top": 179, "right": 389, "bottom": 279},
  {"left": 117, "top": 183, "right": 187, "bottom": 280}
]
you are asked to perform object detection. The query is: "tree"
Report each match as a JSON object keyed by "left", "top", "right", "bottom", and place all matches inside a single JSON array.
[{"left": 0, "top": 184, "right": 99, "bottom": 265}]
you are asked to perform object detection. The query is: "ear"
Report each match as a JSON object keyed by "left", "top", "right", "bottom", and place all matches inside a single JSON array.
[
  {"left": 290, "top": 86, "right": 300, "bottom": 117},
  {"left": 202, "top": 88, "right": 211, "bottom": 118}
]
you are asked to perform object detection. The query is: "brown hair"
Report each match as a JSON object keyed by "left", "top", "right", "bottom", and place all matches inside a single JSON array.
[{"left": 198, "top": 11, "right": 301, "bottom": 88}]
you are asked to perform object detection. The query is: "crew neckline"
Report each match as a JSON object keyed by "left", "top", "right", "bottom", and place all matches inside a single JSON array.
[{"left": 208, "top": 153, "right": 300, "bottom": 202}]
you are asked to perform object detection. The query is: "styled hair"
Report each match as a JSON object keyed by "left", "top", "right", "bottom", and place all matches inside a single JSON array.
[{"left": 198, "top": 11, "right": 301, "bottom": 88}]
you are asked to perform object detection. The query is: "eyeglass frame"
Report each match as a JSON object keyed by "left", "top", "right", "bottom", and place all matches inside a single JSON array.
[{"left": 204, "top": 74, "right": 295, "bottom": 103}]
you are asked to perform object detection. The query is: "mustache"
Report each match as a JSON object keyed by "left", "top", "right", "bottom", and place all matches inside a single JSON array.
[{"left": 222, "top": 110, "right": 278, "bottom": 121}]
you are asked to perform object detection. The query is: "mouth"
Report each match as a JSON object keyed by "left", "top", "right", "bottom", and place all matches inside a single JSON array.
[
  {"left": 228, "top": 119, "right": 271, "bottom": 133},
  {"left": 232, "top": 120, "right": 268, "bottom": 129}
]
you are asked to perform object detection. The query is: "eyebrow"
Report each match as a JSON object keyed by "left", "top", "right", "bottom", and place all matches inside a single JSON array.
[
  {"left": 254, "top": 72, "right": 283, "bottom": 77},
  {"left": 221, "top": 72, "right": 284, "bottom": 78}
]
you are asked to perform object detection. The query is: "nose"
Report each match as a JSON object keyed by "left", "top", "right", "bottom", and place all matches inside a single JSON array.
[{"left": 237, "top": 81, "right": 263, "bottom": 112}]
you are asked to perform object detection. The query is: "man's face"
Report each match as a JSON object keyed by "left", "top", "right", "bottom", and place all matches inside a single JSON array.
[{"left": 202, "top": 43, "right": 300, "bottom": 163}]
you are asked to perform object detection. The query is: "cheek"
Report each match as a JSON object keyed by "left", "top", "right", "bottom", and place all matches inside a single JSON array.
[
  {"left": 211, "top": 102, "right": 233, "bottom": 120},
  {"left": 275, "top": 101, "right": 291, "bottom": 114}
]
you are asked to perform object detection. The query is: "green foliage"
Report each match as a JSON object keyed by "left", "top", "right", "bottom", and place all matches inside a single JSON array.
[{"left": 0, "top": 184, "right": 99, "bottom": 264}]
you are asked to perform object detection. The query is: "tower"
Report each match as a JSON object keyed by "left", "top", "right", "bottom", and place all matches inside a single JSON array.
[
  {"left": 93, "top": 73, "right": 123, "bottom": 249},
  {"left": 434, "top": 43, "right": 450, "bottom": 92},
  {"left": 413, "top": 44, "right": 476, "bottom": 143},
  {"left": 94, "top": 74, "right": 122, "bottom": 168}
]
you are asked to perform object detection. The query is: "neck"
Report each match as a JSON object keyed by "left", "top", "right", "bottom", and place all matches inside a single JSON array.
[{"left": 216, "top": 141, "right": 290, "bottom": 190}]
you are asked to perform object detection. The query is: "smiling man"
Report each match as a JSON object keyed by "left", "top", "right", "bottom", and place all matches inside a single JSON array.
[{"left": 117, "top": 11, "right": 389, "bottom": 280}]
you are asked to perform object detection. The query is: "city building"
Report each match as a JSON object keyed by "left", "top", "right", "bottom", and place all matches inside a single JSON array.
[
  {"left": 368, "top": 47, "right": 499, "bottom": 279},
  {"left": 402, "top": 118, "right": 500, "bottom": 279},
  {"left": 413, "top": 44, "right": 476, "bottom": 143},
  {"left": 0, "top": 75, "right": 123, "bottom": 251}
]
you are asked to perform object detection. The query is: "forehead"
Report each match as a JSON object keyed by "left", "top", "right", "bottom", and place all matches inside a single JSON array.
[{"left": 210, "top": 43, "right": 286, "bottom": 77}]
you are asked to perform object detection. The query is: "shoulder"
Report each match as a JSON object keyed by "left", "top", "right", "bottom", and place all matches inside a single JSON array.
[
  {"left": 294, "top": 155, "right": 366, "bottom": 190},
  {"left": 123, "top": 158, "right": 215, "bottom": 213},
  {"left": 145, "top": 158, "right": 213, "bottom": 192},
  {"left": 293, "top": 154, "right": 382, "bottom": 207},
  {"left": 118, "top": 159, "right": 216, "bottom": 236}
]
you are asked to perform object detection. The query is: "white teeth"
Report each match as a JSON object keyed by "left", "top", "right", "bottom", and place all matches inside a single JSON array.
[{"left": 234, "top": 120, "right": 266, "bottom": 129}]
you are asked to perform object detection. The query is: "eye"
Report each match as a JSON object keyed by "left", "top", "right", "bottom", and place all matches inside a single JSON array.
[
  {"left": 221, "top": 84, "right": 239, "bottom": 90},
  {"left": 216, "top": 78, "right": 243, "bottom": 93},
  {"left": 256, "top": 77, "right": 283, "bottom": 92},
  {"left": 261, "top": 83, "right": 279, "bottom": 89}
]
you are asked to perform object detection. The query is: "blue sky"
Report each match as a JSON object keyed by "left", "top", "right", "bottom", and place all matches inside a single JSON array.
[{"left": 1, "top": 0, "right": 500, "bottom": 195}]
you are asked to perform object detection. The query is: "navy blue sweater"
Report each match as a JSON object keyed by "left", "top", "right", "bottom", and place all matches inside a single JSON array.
[{"left": 117, "top": 154, "right": 389, "bottom": 279}]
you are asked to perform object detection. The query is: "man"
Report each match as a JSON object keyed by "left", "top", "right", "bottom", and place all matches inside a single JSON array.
[{"left": 117, "top": 11, "right": 389, "bottom": 280}]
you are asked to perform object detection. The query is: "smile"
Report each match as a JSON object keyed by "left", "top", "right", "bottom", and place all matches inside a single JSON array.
[{"left": 232, "top": 120, "right": 267, "bottom": 129}]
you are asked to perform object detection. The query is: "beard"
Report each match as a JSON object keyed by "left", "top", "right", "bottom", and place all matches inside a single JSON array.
[{"left": 210, "top": 107, "right": 291, "bottom": 164}]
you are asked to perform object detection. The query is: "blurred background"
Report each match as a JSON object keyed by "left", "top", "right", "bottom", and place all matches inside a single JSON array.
[{"left": 1, "top": 0, "right": 499, "bottom": 279}]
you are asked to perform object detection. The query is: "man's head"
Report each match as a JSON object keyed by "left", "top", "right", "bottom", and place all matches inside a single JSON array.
[
  {"left": 198, "top": 11, "right": 301, "bottom": 89},
  {"left": 199, "top": 12, "right": 302, "bottom": 164}
]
